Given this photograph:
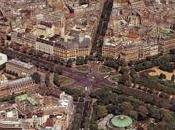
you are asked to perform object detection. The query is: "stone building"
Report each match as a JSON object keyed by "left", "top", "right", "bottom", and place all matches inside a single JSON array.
[
  {"left": 6, "top": 59, "right": 37, "bottom": 77},
  {"left": 120, "top": 45, "right": 140, "bottom": 62},
  {"left": 0, "top": 77, "right": 38, "bottom": 98},
  {"left": 35, "top": 33, "right": 91, "bottom": 60},
  {"left": 32, "top": 21, "right": 56, "bottom": 38},
  {"left": 160, "top": 38, "right": 175, "bottom": 52}
]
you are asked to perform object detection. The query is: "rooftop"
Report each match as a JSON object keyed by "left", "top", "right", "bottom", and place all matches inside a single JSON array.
[
  {"left": 37, "top": 33, "right": 91, "bottom": 49},
  {"left": 0, "top": 53, "right": 7, "bottom": 65},
  {"left": 8, "top": 59, "right": 34, "bottom": 70},
  {"left": 0, "top": 77, "right": 32, "bottom": 88},
  {"left": 15, "top": 94, "right": 38, "bottom": 106}
]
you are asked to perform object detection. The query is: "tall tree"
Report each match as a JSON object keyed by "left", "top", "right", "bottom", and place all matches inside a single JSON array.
[
  {"left": 31, "top": 72, "right": 41, "bottom": 84},
  {"left": 138, "top": 105, "right": 148, "bottom": 120},
  {"left": 121, "top": 102, "right": 133, "bottom": 115},
  {"left": 97, "top": 105, "right": 108, "bottom": 119}
]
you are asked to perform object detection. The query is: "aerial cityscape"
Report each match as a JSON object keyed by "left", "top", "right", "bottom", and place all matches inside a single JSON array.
[{"left": 0, "top": 0, "right": 175, "bottom": 130}]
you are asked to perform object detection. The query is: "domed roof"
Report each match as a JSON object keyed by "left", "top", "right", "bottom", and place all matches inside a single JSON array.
[{"left": 111, "top": 115, "right": 133, "bottom": 128}]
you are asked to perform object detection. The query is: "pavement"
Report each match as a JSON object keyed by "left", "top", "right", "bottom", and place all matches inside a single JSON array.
[{"left": 4, "top": 48, "right": 115, "bottom": 90}]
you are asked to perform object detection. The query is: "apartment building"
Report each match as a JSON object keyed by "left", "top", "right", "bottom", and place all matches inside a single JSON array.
[
  {"left": 6, "top": 59, "right": 37, "bottom": 77},
  {"left": 121, "top": 45, "right": 140, "bottom": 62},
  {"left": 35, "top": 33, "right": 91, "bottom": 60},
  {"left": 160, "top": 38, "right": 175, "bottom": 52},
  {"left": 0, "top": 77, "right": 38, "bottom": 98}
]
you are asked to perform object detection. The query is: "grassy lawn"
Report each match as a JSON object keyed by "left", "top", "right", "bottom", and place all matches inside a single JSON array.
[
  {"left": 99, "top": 65, "right": 113, "bottom": 74},
  {"left": 145, "top": 67, "right": 173, "bottom": 80},
  {"left": 59, "top": 75, "right": 74, "bottom": 86},
  {"left": 75, "top": 65, "right": 89, "bottom": 72}
]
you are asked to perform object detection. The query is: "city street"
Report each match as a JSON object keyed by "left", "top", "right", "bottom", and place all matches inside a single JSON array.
[{"left": 3, "top": 48, "right": 115, "bottom": 89}]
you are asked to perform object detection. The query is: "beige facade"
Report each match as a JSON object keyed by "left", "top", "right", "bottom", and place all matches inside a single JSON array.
[
  {"left": 113, "top": 0, "right": 129, "bottom": 8},
  {"left": 102, "top": 38, "right": 160, "bottom": 62},
  {"left": 0, "top": 77, "right": 38, "bottom": 98},
  {"left": 160, "top": 38, "right": 175, "bottom": 52},
  {"left": 54, "top": 47, "right": 90, "bottom": 59},
  {"left": 8, "top": 32, "right": 36, "bottom": 47},
  {"left": 32, "top": 24, "right": 55, "bottom": 37},
  {"left": 102, "top": 45, "right": 121, "bottom": 58},
  {"left": 139, "top": 44, "right": 159, "bottom": 59},
  {"left": 6, "top": 59, "right": 37, "bottom": 77},
  {"left": 35, "top": 35, "right": 91, "bottom": 60},
  {"left": 121, "top": 46, "right": 140, "bottom": 62},
  {"left": 36, "top": 40, "right": 54, "bottom": 55}
]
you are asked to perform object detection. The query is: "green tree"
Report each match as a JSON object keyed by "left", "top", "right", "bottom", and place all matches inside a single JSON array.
[
  {"left": 89, "top": 123, "right": 98, "bottom": 130},
  {"left": 171, "top": 74, "right": 175, "bottom": 82},
  {"left": 138, "top": 105, "right": 148, "bottom": 120},
  {"left": 119, "top": 66, "right": 129, "bottom": 74},
  {"left": 31, "top": 72, "right": 41, "bottom": 84},
  {"left": 148, "top": 106, "right": 161, "bottom": 121},
  {"left": 160, "top": 109, "right": 174, "bottom": 123},
  {"left": 97, "top": 105, "right": 108, "bottom": 119},
  {"left": 118, "top": 73, "right": 131, "bottom": 86},
  {"left": 53, "top": 73, "right": 60, "bottom": 87},
  {"left": 54, "top": 65, "right": 63, "bottom": 75},
  {"left": 156, "top": 122, "right": 169, "bottom": 130},
  {"left": 129, "top": 110, "right": 138, "bottom": 120},
  {"left": 121, "top": 102, "right": 133, "bottom": 115},
  {"left": 66, "top": 59, "right": 73, "bottom": 67},
  {"left": 148, "top": 123, "right": 156, "bottom": 130},
  {"left": 76, "top": 56, "right": 85, "bottom": 65},
  {"left": 60, "top": 87, "right": 84, "bottom": 101},
  {"left": 159, "top": 73, "right": 166, "bottom": 80},
  {"left": 84, "top": 56, "right": 89, "bottom": 64}
]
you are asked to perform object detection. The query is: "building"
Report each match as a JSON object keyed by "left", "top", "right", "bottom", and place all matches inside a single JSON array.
[
  {"left": 15, "top": 94, "right": 40, "bottom": 117},
  {"left": 35, "top": 10, "right": 66, "bottom": 37},
  {"left": 113, "top": 0, "right": 129, "bottom": 8},
  {"left": 102, "top": 42, "right": 122, "bottom": 59},
  {"left": 128, "top": 11, "right": 141, "bottom": 27},
  {"left": 0, "top": 108, "right": 18, "bottom": 120},
  {"left": 160, "top": 38, "right": 175, "bottom": 53},
  {"left": 42, "top": 92, "right": 74, "bottom": 130},
  {"left": 107, "top": 115, "right": 134, "bottom": 130},
  {"left": 2, "top": 92, "right": 75, "bottom": 130},
  {"left": 32, "top": 21, "right": 56, "bottom": 37},
  {"left": 0, "top": 120, "right": 23, "bottom": 130},
  {"left": 8, "top": 32, "right": 36, "bottom": 47},
  {"left": 35, "top": 37, "right": 54, "bottom": 55},
  {"left": 47, "top": 0, "right": 66, "bottom": 11},
  {"left": 102, "top": 36, "right": 160, "bottom": 62},
  {"left": 58, "top": 92, "right": 74, "bottom": 125},
  {"left": 139, "top": 41, "right": 159, "bottom": 59},
  {"left": 102, "top": 36, "right": 141, "bottom": 62},
  {"left": 6, "top": 59, "right": 37, "bottom": 77},
  {"left": 35, "top": 33, "right": 91, "bottom": 60},
  {"left": 0, "top": 74, "right": 8, "bottom": 84},
  {"left": 0, "top": 53, "right": 7, "bottom": 66},
  {"left": 121, "top": 45, "right": 140, "bottom": 62},
  {"left": 0, "top": 77, "right": 38, "bottom": 98},
  {"left": 0, "top": 10, "right": 11, "bottom": 40},
  {"left": 129, "top": 0, "right": 146, "bottom": 9}
]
